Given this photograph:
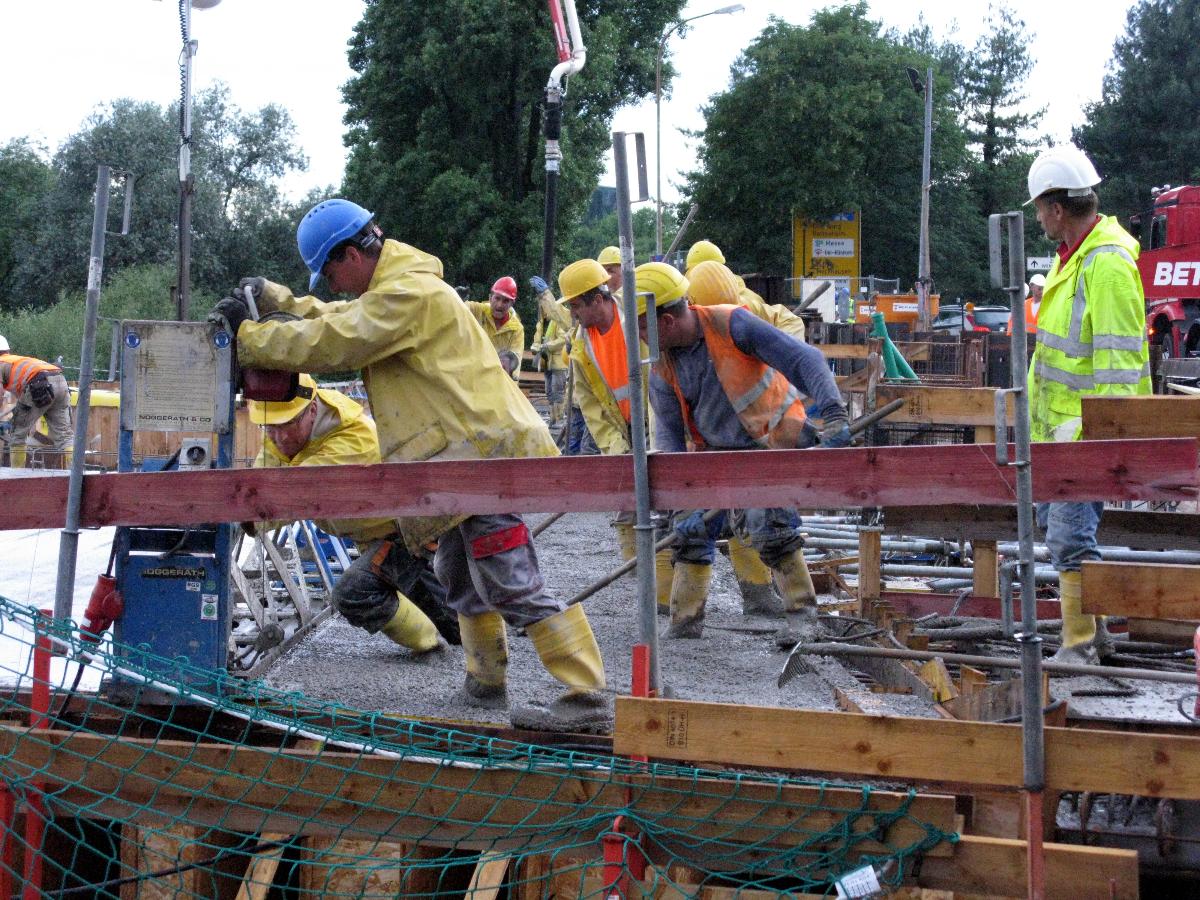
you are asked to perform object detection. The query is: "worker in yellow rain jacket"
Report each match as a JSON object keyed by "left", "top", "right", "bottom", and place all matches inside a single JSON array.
[
  {"left": 209, "top": 199, "right": 608, "bottom": 732},
  {"left": 247, "top": 374, "right": 454, "bottom": 656},
  {"left": 685, "top": 240, "right": 804, "bottom": 341},
  {"left": 635, "top": 262, "right": 850, "bottom": 646},
  {"left": 1026, "top": 146, "right": 1150, "bottom": 665},
  {"left": 530, "top": 304, "right": 570, "bottom": 430},
  {"left": 0, "top": 335, "right": 73, "bottom": 468},
  {"left": 465, "top": 276, "right": 524, "bottom": 380}
]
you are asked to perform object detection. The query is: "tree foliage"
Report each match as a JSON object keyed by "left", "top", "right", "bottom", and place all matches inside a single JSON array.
[
  {"left": 340, "top": 0, "right": 687, "bottom": 326},
  {"left": 0, "top": 139, "right": 54, "bottom": 304},
  {"left": 1075, "top": 0, "right": 1200, "bottom": 223}
]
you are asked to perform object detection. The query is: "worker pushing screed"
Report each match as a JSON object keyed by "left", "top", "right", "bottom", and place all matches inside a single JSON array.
[
  {"left": 246, "top": 374, "right": 455, "bottom": 656},
  {"left": 635, "top": 262, "right": 851, "bottom": 647},
  {"left": 1025, "top": 144, "right": 1150, "bottom": 665},
  {"left": 465, "top": 276, "right": 524, "bottom": 380},
  {"left": 207, "top": 199, "right": 609, "bottom": 732}
]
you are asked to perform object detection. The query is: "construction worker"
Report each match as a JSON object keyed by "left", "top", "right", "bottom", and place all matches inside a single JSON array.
[
  {"left": 634, "top": 262, "right": 851, "bottom": 646},
  {"left": 598, "top": 245, "right": 622, "bottom": 294},
  {"left": 1008, "top": 273, "right": 1045, "bottom": 334},
  {"left": 528, "top": 272, "right": 600, "bottom": 456},
  {"left": 465, "top": 276, "right": 524, "bottom": 379},
  {"left": 686, "top": 240, "right": 803, "bottom": 340},
  {"left": 529, "top": 296, "right": 570, "bottom": 430},
  {"left": 0, "top": 336, "right": 72, "bottom": 469},
  {"left": 249, "top": 375, "right": 455, "bottom": 654},
  {"left": 209, "top": 199, "right": 608, "bottom": 732},
  {"left": 1026, "top": 145, "right": 1150, "bottom": 664}
]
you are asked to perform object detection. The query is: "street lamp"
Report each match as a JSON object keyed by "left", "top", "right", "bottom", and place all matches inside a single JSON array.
[
  {"left": 905, "top": 65, "right": 933, "bottom": 332},
  {"left": 656, "top": 4, "right": 744, "bottom": 257}
]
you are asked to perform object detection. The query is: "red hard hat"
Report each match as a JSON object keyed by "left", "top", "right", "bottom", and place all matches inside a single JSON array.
[{"left": 491, "top": 276, "right": 518, "bottom": 300}]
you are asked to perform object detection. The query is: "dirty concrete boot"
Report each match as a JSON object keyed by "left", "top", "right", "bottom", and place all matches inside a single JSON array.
[
  {"left": 1092, "top": 616, "right": 1116, "bottom": 659},
  {"left": 380, "top": 592, "right": 447, "bottom": 656},
  {"left": 665, "top": 563, "right": 712, "bottom": 639},
  {"left": 614, "top": 520, "right": 637, "bottom": 562},
  {"left": 655, "top": 549, "right": 674, "bottom": 616},
  {"left": 1054, "top": 570, "right": 1097, "bottom": 654},
  {"left": 773, "top": 551, "right": 823, "bottom": 648},
  {"left": 1049, "top": 642, "right": 1099, "bottom": 666},
  {"left": 457, "top": 611, "right": 508, "bottom": 709},
  {"left": 729, "top": 535, "right": 784, "bottom": 616},
  {"left": 510, "top": 605, "right": 611, "bottom": 733}
]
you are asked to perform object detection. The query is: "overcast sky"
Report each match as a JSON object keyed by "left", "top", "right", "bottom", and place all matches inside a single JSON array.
[{"left": 0, "top": 0, "right": 1134, "bottom": 204}]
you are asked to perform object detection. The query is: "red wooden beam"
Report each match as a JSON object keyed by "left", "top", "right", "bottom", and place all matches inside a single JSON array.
[{"left": 0, "top": 439, "right": 1194, "bottom": 531}]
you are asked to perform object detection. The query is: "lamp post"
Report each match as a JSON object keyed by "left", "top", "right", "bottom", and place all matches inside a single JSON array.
[
  {"left": 656, "top": 4, "right": 744, "bottom": 257},
  {"left": 906, "top": 65, "right": 933, "bottom": 332}
]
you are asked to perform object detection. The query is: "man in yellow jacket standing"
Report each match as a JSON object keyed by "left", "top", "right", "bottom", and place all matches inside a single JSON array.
[
  {"left": 248, "top": 374, "right": 452, "bottom": 656},
  {"left": 1026, "top": 145, "right": 1150, "bottom": 664},
  {"left": 210, "top": 199, "right": 608, "bottom": 732},
  {"left": 465, "top": 276, "right": 524, "bottom": 380}
]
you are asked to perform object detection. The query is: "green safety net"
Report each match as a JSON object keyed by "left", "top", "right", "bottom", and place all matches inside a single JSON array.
[{"left": 0, "top": 595, "right": 956, "bottom": 897}]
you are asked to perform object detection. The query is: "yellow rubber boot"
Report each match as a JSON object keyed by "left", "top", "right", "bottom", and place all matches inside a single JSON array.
[
  {"left": 614, "top": 521, "right": 637, "bottom": 562},
  {"left": 655, "top": 549, "right": 673, "bottom": 615},
  {"left": 512, "top": 604, "right": 611, "bottom": 733},
  {"left": 729, "top": 536, "right": 783, "bottom": 616},
  {"left": 10, "top": 444, "right": 27, "bottom": 468},
  {"left": 379, "top": 592, "right": 445, "bottom": 655},
  {"left": 458, "top": 611, "right": 508, "bottom": 708},
  {"left": 772, "top": 551, "right": 823, "bottom": 648},
  {"left": 1051, "top": 571, "right": 1098, "bottom": 664},
  {"left": 666, "top": 563, "right": 712, "bottom": 639}
]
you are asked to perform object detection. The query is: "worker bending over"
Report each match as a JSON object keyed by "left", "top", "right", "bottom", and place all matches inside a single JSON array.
[
  {"left": 0, "top": 335, "right": 72, "bottom": 469},
  {"left": 209, "top": 199, "right": 608, "bottom": 732},
  {"left": 1026, "top": 145, "right": 1150, "bottom": 664},
  {"left": 248, "top": 374, "right": 453, "bottom": 656},
  {"left": 635, "top": 262, "right": 851, "bottom": 646},
  {"left": 465, "top": 276, "right": 525, "bottom": 379},
  {"left": 685, "top": 240, "right": 804, "bottom": 341}
]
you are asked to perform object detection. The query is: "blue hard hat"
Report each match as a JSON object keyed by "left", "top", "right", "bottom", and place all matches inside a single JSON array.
[{"left": 296, "top": 199, "right": 375, "bottom": 290}]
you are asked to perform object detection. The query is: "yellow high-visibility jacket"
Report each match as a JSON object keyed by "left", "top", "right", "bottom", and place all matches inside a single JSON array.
[
  {"left": 236, "top": 239, "right": 558, "bottom": 550},
  {"left": 531, "top": 316, "right": 569, "bottom": 371},
  {"left": 465, "top": 301, "right": 524, "bottom": 379},
  {"left": 1028, "top": 215, "right": 1150, "bottom": 443},
  {"left": 568, "top": 299, "right": 651, "bottom": 457},
  {"left": 254, "top": 387, "right": 396, "bottom": 544},
  {"left": 685, "top": 264, "right": 807, "bottom": 341}
]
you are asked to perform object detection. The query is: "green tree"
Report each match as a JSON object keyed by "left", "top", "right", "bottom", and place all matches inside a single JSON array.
[
  {"left": 340, "top": 0, "right": 687, "bottom": 327},
  {"left": 0, "top": 139, "right": 54, "bottom": 310},
  {"left": 680, "top": 4, "right": 980, "bottom": 298},
  {"left": 1075, "top": 0, "right": 1200, "bottom": 224},
  {"left": 561, "top": 205, "right": 676, "bottom": 270}
]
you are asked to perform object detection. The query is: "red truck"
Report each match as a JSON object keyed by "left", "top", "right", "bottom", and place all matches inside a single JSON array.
[{"left": 1129, "top": 184, "right": 1200, "bottom": 358}]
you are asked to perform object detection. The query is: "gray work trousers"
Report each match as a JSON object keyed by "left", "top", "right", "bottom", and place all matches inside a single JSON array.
[
  {"left": 5, "top": 372, "right": 73, "bottom": 453},
  {"left": 331, "top": 537, "right": 458, "bottom": 641},
  {"left": 433, "top": 514, "right": 563, "bottom": 628}
]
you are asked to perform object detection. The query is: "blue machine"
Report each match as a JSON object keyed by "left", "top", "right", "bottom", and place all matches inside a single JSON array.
[{"left": 111, "top": 321, "right": 236, "bottom": 695}]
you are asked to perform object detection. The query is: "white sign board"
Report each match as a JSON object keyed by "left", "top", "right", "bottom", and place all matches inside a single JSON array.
[{"left": 812, "top": 237, "right": 855, "bottom": 258}]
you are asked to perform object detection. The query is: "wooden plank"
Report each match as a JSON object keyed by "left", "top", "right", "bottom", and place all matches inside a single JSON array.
[
  {"left": 875, "top": 385, "right": 1015, "bottom": 427},
  {"left": 918, "top": 834, "right": 1139, "bottom": 899},
  {"left": 857, "top": 527, "right": 881, "bottom": 616},
  {"left": 918, "top": 659, "right": 958, "bottom": 702},
  {"left": 972, "top": 540, "right": 1000, "bottom": 598},
  {"left": 235, "top": 834, "right": 288, "bottom": 900},
  {"left": 1082, "top": 394, "right": 1200, "bottom": 440},
  {"left": 465, "top": 852, "right": 511, "bottom": 900},
  {"left": 614, "top": 698, "right": 1200, "bottom": 798},
  {"left": 2, "top": 438, "right": 1194, "bottom": 531},
  {"left": 1081, "top": 560, "right": 1200, "bottom": 619},
  {"left": 817, "top": 343, "right": 872, "bottom": 359}
]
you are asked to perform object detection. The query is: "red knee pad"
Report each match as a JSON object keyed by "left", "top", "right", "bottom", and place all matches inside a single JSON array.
[{"left": 471, "top": 523, "right": 530, "bottom": 559}]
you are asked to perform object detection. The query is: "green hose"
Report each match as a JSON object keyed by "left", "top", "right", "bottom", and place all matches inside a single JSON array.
[{"left": 870, "top": 312, "right": 918, "bottom": 380}]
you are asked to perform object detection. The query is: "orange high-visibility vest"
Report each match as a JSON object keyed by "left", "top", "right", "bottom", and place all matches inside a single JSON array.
[
  {"left": 657, "top": 304, "right": 808, "bottom": 449},
  {"left": 1007, "top": 298, "right": 1039, "bottom": 335},
  {"left": 0, "top": 354, "right": 60, "bottom": 395}
]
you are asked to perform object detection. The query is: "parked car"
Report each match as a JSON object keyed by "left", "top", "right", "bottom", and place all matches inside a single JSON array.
[{"left": 931, "top": 304, "right": 1011, "bottom": 335}]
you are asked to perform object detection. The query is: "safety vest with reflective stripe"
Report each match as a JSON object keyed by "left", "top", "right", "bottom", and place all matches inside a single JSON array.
[
  {"left": 567, "top": 299, "right": 644, "bottom": 456},
  {"left": 658, "top": 304, "right": 808, "bottom": 450},
  {"left": 0, "top": 354, "right": 60, "bottom": 395},
  {"left": 1028, "top": 215, "right": 1150, "bottom": 443}
]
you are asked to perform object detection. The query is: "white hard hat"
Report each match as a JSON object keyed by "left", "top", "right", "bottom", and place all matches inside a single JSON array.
[
  {"left": 1029, "top": 273, "right": 1046, "bottom": 287},
  {"left": 0, "top": 334, "right": 8, "bottom": 353},
  {"left": 1026, "top": 144, "right": 1100, "bottom": 205}
]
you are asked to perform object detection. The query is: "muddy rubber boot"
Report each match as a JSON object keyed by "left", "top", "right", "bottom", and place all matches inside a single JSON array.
[
  {"left": 614, "top": 521, "right": 637, "bottom": 562},
  {"left": 1092, "top": 616, "right": 1116, "bottom": 659},
  {"left": 665, "top": 563, "right": 712, "bottom": 639},
  {"left": 457, "top": 611, "right": 508, "bottom": 709},
  {"left": 772, "top": 551, "right": 824, "bottom": 648},
  {"left": 510, "top": 605, "right": 611, "bottom": 733},
  {"left": 380, "top": 592, "right": 447, "bottom": 656},
  {"left": 729, "top": 535, "right": 784, "bottom": 616},
  {"left": 655, "top": 549, "right": 674, "bottom": 616},
  {"left": 1050, "top": 571, "right": 1099, "bottom": 665}
]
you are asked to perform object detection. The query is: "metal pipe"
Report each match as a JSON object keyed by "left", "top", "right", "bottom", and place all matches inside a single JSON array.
[
  {"left": 840, "top": 563, "right": 1060, "bottom": 583},
  {"left": 916, "top": 66, "right": 933, "bottom": 332},
  {"left": 614, "top": 130, "right": 661, "bottom": 694},
  {"left": 55, "top": 166, "right": 112, "bottom": 622},
  {"left": 794, "top": 642, "right": 1200, "bottom": 686}
]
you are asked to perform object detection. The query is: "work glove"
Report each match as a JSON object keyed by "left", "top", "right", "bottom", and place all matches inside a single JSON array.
[
  {"left": 673, "top": 509, "right": 712, "bottom": 543},
  {"left": 817, "top": 410, "right": 852, "bottom": 448},
  {"left": 528, "top": 275, "right": 549, "bottom": 295},
  {"left": 207, "top": 296, "right": 251, "bottom": 338},
  {"left": 237, "top": 276, "right": 266, "bottom": 308}
]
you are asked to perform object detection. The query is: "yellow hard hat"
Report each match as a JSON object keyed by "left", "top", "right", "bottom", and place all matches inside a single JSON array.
[
  {"left": 597, "top": 246, "right": 621, "bottom": 266},
  {"left": 248, "top": 374, "right": 317, "bottom": 425},
  {"left": 687, "top": 260, "right": 740, "bottom": 306},
  {"left": 634, "top": 262, "right": 689, "bottom": 316},
  {"left": 685, "top": 239, "right": 725, "bottom": 272},
  {"left": 558, "top": 258, "right": 610, "bottom": 302}
]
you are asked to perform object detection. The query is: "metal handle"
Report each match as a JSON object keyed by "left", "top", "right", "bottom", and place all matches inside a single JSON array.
[
  {"left": 994, "top": 389, "right": 1009, "bottom": 465},
  {"left": 107, "top": 171, "right": 134, "bottom": 237}
]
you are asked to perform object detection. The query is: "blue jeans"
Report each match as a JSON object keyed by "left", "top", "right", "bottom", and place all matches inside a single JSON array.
[
  {"left": 1035, "top": 501, "right": 1104, "bottom": 572},
  {"left": 564, "top": 406, "right": 599, "bottom": 455},
  {"left": 673, "top": 507, "right": 804, "bottom": 567}
]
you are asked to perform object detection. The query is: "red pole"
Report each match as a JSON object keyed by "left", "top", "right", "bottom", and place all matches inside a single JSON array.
[
  {"left": 1193, "top": 625, "right": 1200, "bottom": 718},
  {"left": 21, "top": 609, "right": 52, "bottom": 899},
  {"left": 1025, "top": 790, "right": 1046, "bottom": 900},
  {"left": 0, "top": 787, "right": 14, "bottom": 900}
]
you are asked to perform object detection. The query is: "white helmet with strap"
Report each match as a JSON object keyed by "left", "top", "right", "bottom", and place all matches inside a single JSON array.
[
  {"left": 0, "top": 334, "right": 8, "bottom": 353},
  {"left": 1026, "top": 144, "right": 1100, "bottom": 205}
]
